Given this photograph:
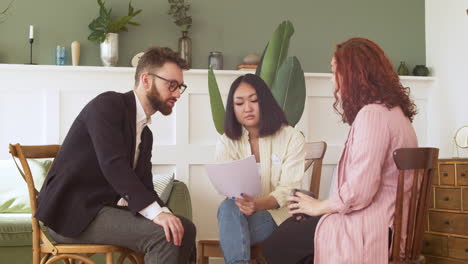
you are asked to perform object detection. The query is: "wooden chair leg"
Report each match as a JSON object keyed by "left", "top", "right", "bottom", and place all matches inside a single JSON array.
[
  {"left": 117, "top": 251, "right": 141, "bottom": 264},
  {"left": 196, "top": 243, "right": 202, "bottom": 264},
  {"left": 136, "top": 252, "right": 145, "bottom": 264},
  {"left": 40, "top": 253, "right": 51, "bottom": 264},
  {"left": 77, "top": 254, "right": 94, "bottom": 264},
  {"left": 127, "top": 254, "right": 139, "bottom": 264},
  {"left": 117, "top": 252, "right": 128, "bottom": 264},
  {"left": 45, "top": 254, "right": 95, "bottom": 264},
  {"left": 105, "top": 252, "right": 113, "bottom": 264},
  {"left": 127, "top": 252, "right": 144, "bottom": 264},
  {"left": 196, "top": 241, "right": 210, "bottom": 264}
]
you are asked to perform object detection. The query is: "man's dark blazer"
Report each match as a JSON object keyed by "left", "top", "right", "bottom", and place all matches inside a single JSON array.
[{"left": 36, "top": 91, "right": 164, "bottom": 237}]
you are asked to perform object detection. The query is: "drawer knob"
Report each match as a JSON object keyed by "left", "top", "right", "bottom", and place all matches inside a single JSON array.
[
  {"left": 465, "top": 248, "right": 468, "bottom": 253},
  {"left": 443, "top": 197, "right": 449, "bottom": 201},
  {"left": 444, "top": 221, "right": 450, "bottom": 225},
  {"left": 461, "top": 173, "right": 466, "bottom": 177},
  {"left": 443, "top": 173, "right": 448, "bottom": 176},
  {"left": 424, "top": 241, "right": 430, "bottom": 247}
]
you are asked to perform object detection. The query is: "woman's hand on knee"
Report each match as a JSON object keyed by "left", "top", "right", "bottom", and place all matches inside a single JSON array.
[
  {"left": 234, "top": 194, "right": 257, "bottom": 215},
  {"left": 287, "top": 192, "right": 332, "bottom": 216}
]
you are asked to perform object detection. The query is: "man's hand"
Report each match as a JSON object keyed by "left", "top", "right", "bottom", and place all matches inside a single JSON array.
[
  {"left": 234, "top": 193, "right": 257, "bottom": 216},
  {"left": 152, "top": 212, "right": 184, "bottom": 246}
]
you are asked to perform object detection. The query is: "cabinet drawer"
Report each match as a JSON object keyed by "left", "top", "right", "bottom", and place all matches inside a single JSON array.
[
  {"left": 440, "top": 165, "right": 455, "bottom": 185},
  {"left": 448, "top": 237, "right": 468, "bottom": 260},
  {"left": 423, "top": 233, "right": 448, "bottom": 256},
  {"left": 429, "top": 211, "right": 468, "bottom": 236},
  {"left": 435, "top": 188, "right": 461, "bottom": 210},
  {"left": 425, "top": 255, "right": 468, "bottom": 264},
  {"left": 457, "top": 164, "right": 468, "bottom": 186}
]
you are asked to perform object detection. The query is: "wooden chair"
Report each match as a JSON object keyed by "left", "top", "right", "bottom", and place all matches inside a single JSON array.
[
  {"left": 197, "top": 141, "right": 327, "bottom": 264},
  {"left": 390, "top": 147, "right": 439, "bottom": 264},
  {"left": 9, "top": 143, "right": 144, "bottom": 264}
]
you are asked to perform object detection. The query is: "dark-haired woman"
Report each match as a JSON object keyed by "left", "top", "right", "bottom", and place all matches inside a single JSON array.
[
  {"left": 215, "top": 73, "right": 305, "bottom": 264},
  {"left": 261, "top": 38, "right": 418, "bottom": 264}
]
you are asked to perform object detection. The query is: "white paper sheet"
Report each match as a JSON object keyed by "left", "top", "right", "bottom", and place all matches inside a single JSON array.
[{"left": 204, "top": 155, "right": 261, "bottom": 198}]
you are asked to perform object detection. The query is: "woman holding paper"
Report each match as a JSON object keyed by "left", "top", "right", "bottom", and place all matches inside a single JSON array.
[
  {"left": 261, "top": 38, "right": 418, "bottom": 264},
  {"left": 215, "top": 73, "right": 305, "bottom": 264}
]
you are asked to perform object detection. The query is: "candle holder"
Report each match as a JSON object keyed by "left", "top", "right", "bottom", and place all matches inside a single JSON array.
[{"left": 26, "top": 38, "right": 36, "bottom": 65}]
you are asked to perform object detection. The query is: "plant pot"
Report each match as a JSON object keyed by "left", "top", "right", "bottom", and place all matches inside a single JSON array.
[
  {"left": 178, "top": 31, "right": 192, "bottom": 68},
  {"left": 100, "top": 33, "right": 119, "bottom": 66}
]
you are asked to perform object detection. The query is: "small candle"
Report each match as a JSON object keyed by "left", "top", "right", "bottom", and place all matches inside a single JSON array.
[{"left": 29, "top": 25, "right": 34, "bottom": 39}]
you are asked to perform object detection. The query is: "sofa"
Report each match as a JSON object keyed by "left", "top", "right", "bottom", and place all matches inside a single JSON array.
[{"left": 0, "top": 159, "right": 193, "bottom": 264}]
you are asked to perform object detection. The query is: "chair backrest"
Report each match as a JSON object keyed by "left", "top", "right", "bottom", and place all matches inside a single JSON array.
[
  {"left": 9, "top": 143, "right": 60, "bottom": 261},
  {"left": 304, "top": 141, "right": 327, "bottom": 197},
  {"left": 390, "top": 147, "right": 439, "bottom": 263}
]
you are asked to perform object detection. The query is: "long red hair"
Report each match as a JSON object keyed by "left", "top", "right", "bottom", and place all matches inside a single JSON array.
[{"left": 332, "top": 38, "right": 417, "bottom": 125}]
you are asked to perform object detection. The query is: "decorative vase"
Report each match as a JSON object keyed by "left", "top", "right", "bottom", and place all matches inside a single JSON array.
[
  {"left": 412, "top": 65, "right": 429, "bottom": 76},
  {"left": 208, "top": 51, "right": 223, "bottom": 70},
  {"left": 178, "top": 31, "right": 192, "bottom": 68},
  {"left": 100, "top": 33, "right": 119, "bottom": 66},
  {"left": 242, "top": 52, "right": 260, "bottom": 65},
  {"left": 71, "top": 41, "right": 81, "bottom": 66},
  {"left": 397, "top": 61, "right": 409, "bottom": 76}
]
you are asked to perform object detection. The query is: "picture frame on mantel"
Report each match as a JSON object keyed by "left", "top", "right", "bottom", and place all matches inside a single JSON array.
[{"left": 453, "top": 126, "right": 468, "bottom": 158}]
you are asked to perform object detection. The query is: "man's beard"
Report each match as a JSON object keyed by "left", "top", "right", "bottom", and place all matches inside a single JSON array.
[{"left": 147, "top": 83, "right": 175, "bottom": 116}]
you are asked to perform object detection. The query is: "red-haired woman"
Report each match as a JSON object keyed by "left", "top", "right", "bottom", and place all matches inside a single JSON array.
[{"left": 261, "top": 38, "right": 418, "bottom": 264}]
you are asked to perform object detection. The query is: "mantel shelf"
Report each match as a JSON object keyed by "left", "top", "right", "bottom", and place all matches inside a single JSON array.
[{"left": 0, "top": 63, "right": 437, "bottom": 81}]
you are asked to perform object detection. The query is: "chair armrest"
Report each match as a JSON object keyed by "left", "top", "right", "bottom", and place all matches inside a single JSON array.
[{"left": 167, "top": 180, "right": 192, "bottom": 221}]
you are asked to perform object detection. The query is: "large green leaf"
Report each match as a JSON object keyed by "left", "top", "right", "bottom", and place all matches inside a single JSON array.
[
  {"left": 258, "top": 20, "right": 294, "bottom": 88},
  {"left": 271, "top": 56, "right": 306, "bottom": 127},
  {"left": 208, "top": 67, "right": 225, "bottom": 135},
  {"left": 255, "top": 43, "right": 268, "bottom": 77}
]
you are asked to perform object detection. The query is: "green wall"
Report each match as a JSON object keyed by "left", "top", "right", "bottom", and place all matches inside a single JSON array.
[{"left": 0, "top": 0, "right": 425, "bottom": 72}]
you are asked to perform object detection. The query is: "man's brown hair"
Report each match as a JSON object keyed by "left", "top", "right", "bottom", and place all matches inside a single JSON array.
[{"left": 134, "top": 46, "right": 188, "bottom": 86}]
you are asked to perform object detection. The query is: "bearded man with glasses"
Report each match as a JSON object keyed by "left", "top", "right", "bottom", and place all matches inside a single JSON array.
[{"left": 35, "top": 47, "right": 196, "bottom": 264}]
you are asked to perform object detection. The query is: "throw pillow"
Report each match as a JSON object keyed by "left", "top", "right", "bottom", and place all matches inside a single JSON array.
[
  {"left": 0, "top": 159, "right": 52, "bottom": 213},
  {"left": 152, "top": 173, "right": 175, "bottom": 204}
]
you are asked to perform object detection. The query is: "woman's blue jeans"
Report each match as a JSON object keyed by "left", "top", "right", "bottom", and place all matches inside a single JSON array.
[{"left": 217, "top": 199, "right": 278, "bottom": 264}]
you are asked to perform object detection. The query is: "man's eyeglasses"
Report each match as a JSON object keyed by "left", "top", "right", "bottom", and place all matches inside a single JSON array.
[{"left": 148, "top": 73, "right": 187, "bottom": 94}]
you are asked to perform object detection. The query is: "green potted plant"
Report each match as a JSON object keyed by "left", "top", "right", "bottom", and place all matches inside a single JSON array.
[
  {"left": 167, "top": 0, "right": 192, "bottom": 67},
  {"left": 208, "top": 21, "right": 306, "bottom": 134},
  {"left": 88, "top": 0, "right": 142, "bottom": 66}
]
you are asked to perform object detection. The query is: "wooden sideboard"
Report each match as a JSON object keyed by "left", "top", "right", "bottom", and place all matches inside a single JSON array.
[{"left": 423, "top": 158, "right": 468, "bottom": 264}]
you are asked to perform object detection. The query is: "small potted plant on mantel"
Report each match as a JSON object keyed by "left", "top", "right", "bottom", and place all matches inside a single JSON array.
[
  {"left": 168, "top": 0, "right": 192, "bottom": 68},
  {"left": 88, "top": 0, "right": 142, "bottom": 66}
]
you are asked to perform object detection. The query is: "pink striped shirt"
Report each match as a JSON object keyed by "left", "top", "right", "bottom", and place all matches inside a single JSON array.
[{"left": 314, "top": 104, "right": 417, "bottom": 264}]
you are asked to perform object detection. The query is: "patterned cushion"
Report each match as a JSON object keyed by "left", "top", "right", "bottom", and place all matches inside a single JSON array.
[{"left": 152, "top": 173, "right": 175, "bottom": 204}]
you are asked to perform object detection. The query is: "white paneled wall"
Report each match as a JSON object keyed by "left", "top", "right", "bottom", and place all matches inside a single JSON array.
[
  {"left": 0, "top": 64, "right": 435, "bottom": 241},
  {"left": 425, "top": 0, "right": 468, "bottom": 158}
]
